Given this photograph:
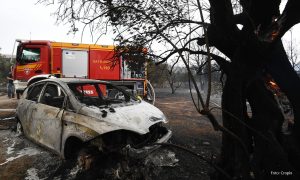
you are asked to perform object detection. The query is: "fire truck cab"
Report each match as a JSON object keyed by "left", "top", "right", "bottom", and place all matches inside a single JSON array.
[{"left": 13, "top": 40, "right": 154, "bottom": 102}]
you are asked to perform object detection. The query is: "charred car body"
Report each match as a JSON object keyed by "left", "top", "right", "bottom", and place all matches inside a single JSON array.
[{"left": 16, "top": 78, "right": 171, "bottom": 167}]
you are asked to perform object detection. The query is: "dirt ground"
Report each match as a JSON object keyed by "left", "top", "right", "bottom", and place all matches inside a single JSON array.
[{"left": 0, "top": 91, "right": 222, "bottom": 180}]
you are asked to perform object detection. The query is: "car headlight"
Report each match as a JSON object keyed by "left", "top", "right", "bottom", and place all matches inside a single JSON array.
[{"left": 149, "top": 114, "right": 168, "bottom": 123}]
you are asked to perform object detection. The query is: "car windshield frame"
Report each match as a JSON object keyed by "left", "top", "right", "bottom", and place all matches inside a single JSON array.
[{"left": 67, "top": 82, "right": 139, "bottom": 107}]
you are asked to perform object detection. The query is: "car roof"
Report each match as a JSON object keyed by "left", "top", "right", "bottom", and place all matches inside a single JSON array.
[{"left": 39, "top": 78, "right": 111, "bottom": 84}]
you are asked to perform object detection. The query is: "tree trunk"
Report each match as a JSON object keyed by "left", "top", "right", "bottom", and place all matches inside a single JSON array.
[
  {"left": 266, "top": 40, "right": 300, "bottom": 170},
  {"left": 213, "top": 42, "right": 300, "bottom": 179},
  {"left": 246, "top": 79, "right": 296, "bottom": 180},
  {"left": 214, "top": 60, "right": 251, "bottom": 180}
]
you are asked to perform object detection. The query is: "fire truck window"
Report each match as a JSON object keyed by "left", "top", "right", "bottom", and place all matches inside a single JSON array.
[
  {"left": 122, "top": 59, "right": 145, "bottom": 79},
  {"left": 21, "top": 48, "right": 41, "bottom": 63},
  {"left": 27, "top": 84, "right": 45, "bottom": 102}
]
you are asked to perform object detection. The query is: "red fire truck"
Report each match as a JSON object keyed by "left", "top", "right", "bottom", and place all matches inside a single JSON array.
[{"left": 13, "top": 40, "right": 155, "bottom": 103}]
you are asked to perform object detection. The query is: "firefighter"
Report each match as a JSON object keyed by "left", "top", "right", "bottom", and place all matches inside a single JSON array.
[{"left": 7, "top": 66, "right": 15, "bottom": 99}]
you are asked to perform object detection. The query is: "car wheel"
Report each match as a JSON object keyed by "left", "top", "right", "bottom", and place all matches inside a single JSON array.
[
  {"left": 77, "top": 146, "right": 99, "bottom": 170},
  {"left": 16, "top": 121, "right": 23, "bottom": 136}
]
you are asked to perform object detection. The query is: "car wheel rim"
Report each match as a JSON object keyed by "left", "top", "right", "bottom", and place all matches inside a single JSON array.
[
  {"left": 16, "top": 122, "right": 23, "bottom": 135},
  {"left": 77, "top": 149, "right": 94, "bottom": 170}
]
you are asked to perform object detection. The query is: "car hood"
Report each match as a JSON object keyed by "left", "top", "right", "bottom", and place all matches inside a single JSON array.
[{"left": 78, "top": 101, "right": 167, "bottom": 135}]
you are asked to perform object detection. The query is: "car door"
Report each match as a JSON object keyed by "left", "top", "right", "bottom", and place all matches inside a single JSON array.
[
  {"left": 19, "top": 82, "right": 46, "bottom": 137},
  {"left": 30, "top": 83, "right": 66, "bottom": 152}
]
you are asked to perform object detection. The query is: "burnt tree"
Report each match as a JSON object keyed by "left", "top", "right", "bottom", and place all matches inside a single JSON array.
[
  {"left": 41, "top": 0, "right": 300, "bottom": 179},
  {"left": 201, "top": 0, "right": 300, "bottom": 179}
]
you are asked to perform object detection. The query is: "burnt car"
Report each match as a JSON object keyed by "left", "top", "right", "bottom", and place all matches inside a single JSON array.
[{"left": 16, "top": 78, "right": 171, "bottom": 168}]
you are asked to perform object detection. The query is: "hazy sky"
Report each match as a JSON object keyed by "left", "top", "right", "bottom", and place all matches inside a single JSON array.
[
  {"left": 0, "top": 0, "right": 114, "bottom": 55},
  {"left": 0, "top": 0, "right": 299, "bottom": 59}
]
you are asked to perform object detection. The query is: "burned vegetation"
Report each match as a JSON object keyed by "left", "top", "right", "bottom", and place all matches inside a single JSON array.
[{"left": 4, "top": 0, "right": 300, "bottom": 179}]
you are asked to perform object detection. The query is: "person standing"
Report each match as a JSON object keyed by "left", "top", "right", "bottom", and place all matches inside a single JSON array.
[{"left": 7, "top": 66, "right": 15, "bottom": 99}]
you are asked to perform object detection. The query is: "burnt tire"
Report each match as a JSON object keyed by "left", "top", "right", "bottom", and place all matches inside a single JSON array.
[
  {"left": 77, "top": 146, "right": 100, "bottom": 170},
  {"left": 64, "top": 137, "right": 83, "bottom": 160}
]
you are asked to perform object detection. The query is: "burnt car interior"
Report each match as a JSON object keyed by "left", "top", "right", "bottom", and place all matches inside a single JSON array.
[
  {"left": 27, "top": 83, "right": 66, "bottom": 109},
  {"left": 27, "top": 83, "right": 44, "bottom": 102},
  {"left": 68, "top": 83, "right": 133, "bottom": 107},
  {"left": 40, "top": 84, "right": 66, "bottom": 108}
]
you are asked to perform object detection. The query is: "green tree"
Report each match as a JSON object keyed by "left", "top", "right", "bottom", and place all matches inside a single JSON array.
[{"left": 0, "top": 53, "right": 11, "bottom": 83}]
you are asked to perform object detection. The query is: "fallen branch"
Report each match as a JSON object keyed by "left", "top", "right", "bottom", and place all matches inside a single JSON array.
[{"left": 153, "top": 142, "right": 233, "bottom": 180}]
